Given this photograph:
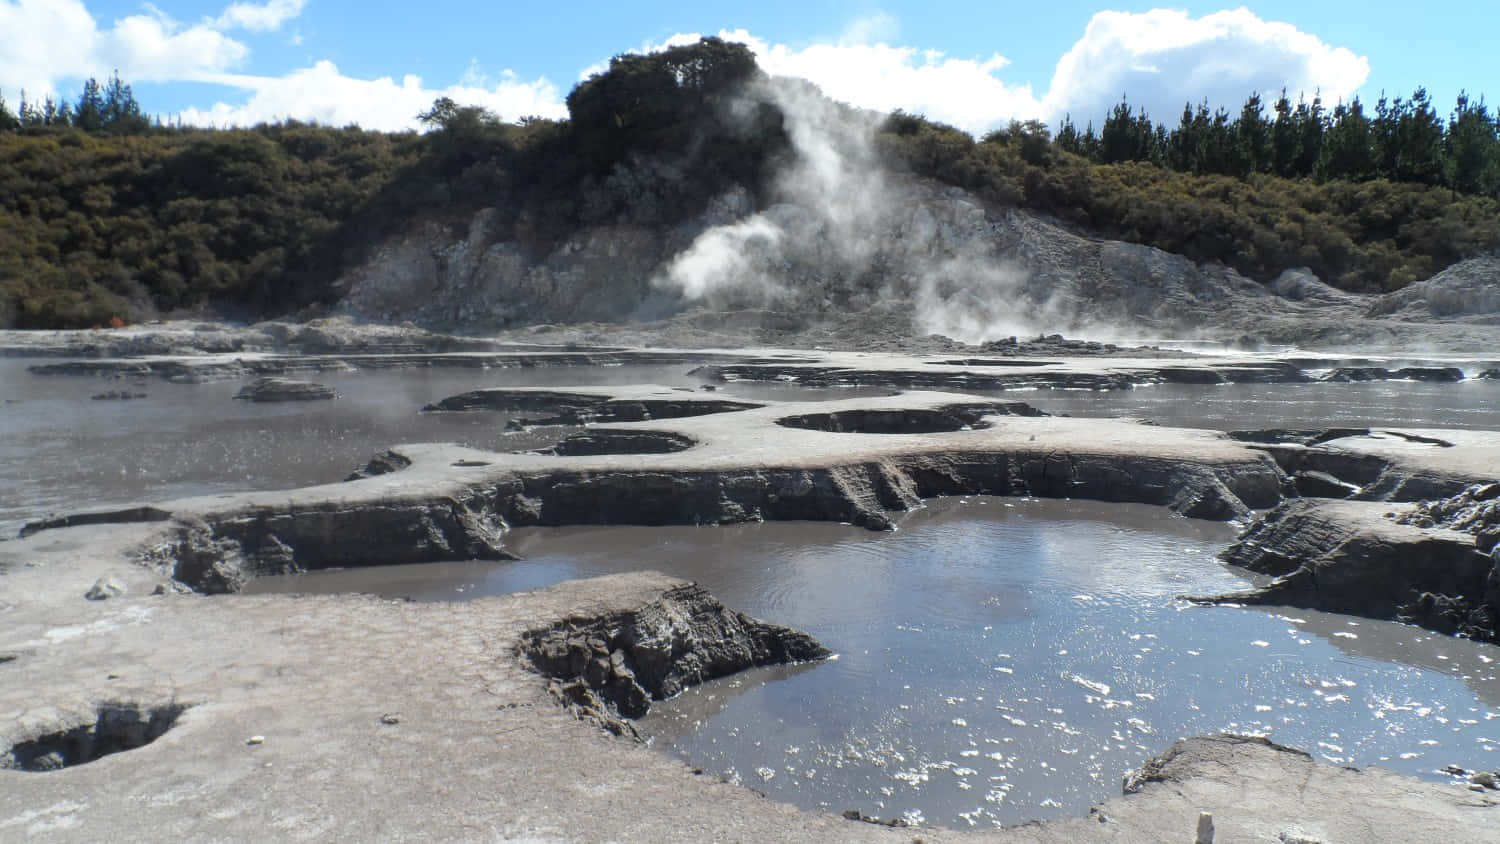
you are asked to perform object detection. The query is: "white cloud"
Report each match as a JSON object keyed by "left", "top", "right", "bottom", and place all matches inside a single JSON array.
[
  {"left": 728, "top": 27, "right": 1044, "bottom": 129},
  {"left": 0, "top": 0, "right": 260, "bottom": 99},
  {"left": 647, "top": 9, "right": 1368, "bottom": 135},
  {"left": 213, "top": 0, "right": 305, "bottom": 33},
  {"left": 182, "top": 62, "right": 565, "bottom": 130},
  {"left": 103, "top": 9, "right": 248, "bottom": 81},
  {"left": 1041, "top": 8, "right": 1370, "bottom": 127}
]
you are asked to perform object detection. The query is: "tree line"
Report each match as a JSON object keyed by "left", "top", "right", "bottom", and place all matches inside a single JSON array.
[
  {"left": 0, "top": 72, "right": 150, "bottom": 134},
  {"left": 1049, "top": 87, "right": 1500, "bottom": 198}
]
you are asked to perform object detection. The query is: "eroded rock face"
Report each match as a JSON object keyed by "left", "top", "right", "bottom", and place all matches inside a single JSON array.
[
  {"left": 517, "top": 582, "right": 829, "bottom": 737},
  {"left": 233, "top": 377, "right": 337, "bottom": 402},
  {"left": 1215, "top": 499, "right": 1499, "bottom": 641},
  {"left": 1394, "top": 482, "right": 1500, "bottom": 554},
  {"left": 139, "top": 493, "right": 515, "bottom": 594}
]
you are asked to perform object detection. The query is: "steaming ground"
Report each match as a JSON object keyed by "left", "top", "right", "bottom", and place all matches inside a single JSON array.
[{"left": 332, "top": 74, "right": 1500, "bottom": 353}]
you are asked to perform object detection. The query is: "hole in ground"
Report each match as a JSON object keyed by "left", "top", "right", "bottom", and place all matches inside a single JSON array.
[
  {"left": 777, "top": 408, "right": 996, "bottom": 434},
  {"left": 5, "top": 701, "right": 189, "bottom": 772},
  {"left": 542, "top": 430, "right": 696, "bottom": 456},
  {"left": 925, "top": 359, "right": 1051, "bottom": 367}
]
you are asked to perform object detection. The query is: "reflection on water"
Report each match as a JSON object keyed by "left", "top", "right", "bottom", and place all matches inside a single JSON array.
[
  {"left": 247, "top": 498, "right": 1500, "bottom": 829},
  {"left": 1020, "top": 379, "right": 1500, "bottom": 431}
]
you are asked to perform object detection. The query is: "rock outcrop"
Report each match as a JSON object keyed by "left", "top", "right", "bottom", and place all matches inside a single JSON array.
[
  {"left": 1364, "top": 256, "right": 1500, "bottom": 322},
  {"left": 518, "top": 582, "right": 829, "bottom": 737},
  {"left": 15, "top": 390, "right": 1299, "bottom": 589},
  {"left": 233, "top": 377, "right": 337, "bottom": 402},
  {"left": 1213, "top": 499, "right": 1499, "bottom": 641}
]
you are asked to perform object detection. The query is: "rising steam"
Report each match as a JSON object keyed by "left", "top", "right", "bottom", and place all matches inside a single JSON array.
[{"left": 653, "top": 75, "right": 1057, "bottom": 343}]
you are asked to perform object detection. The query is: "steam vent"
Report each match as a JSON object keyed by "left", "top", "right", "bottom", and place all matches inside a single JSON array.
[{"left": 4, "top": 30, "right": 1500, "bottom": 844}]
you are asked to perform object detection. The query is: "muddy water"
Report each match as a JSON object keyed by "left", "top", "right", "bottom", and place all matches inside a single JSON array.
[
  {"left": 0, "top": 359, "right": 887, "bottom": 535},
  {"left": 248, "top": 498, "right": 1500, "bottom": 828},
  {"left": 1019, "top": 379, "right": 1500, "bottom": 431}
]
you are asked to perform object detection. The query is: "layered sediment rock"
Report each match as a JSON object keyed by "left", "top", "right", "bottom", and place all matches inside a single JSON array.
[
  {"left": 18, "top": 391, "right": 1294, "bottom": 590},
  {"left": 422, "top": 385, "right": 763, "bottom": 425},
  {"left": 518, "top": 582, "right": 829, "bottom": 737},
  {"left": 233, "top": 377, "right": 337, "bottom": 402},
  {"left": 1214, "top": 499, "right": 1499, "bottom": 641},
  {"left": 1230, "top": 427, "right": 1496, "bottom": 503}
]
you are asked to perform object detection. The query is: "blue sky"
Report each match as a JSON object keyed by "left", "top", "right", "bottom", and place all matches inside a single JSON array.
[{"left": 3, "top": 1, "right": 1495, "bottom": 132}]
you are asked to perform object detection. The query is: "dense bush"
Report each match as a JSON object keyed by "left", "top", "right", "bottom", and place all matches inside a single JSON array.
[
  {"left": 0, "top": 125, "right": 420, "bottom": 327},
  {"left": 878, "top": 114, "right": 1500, "bottom": 292}
]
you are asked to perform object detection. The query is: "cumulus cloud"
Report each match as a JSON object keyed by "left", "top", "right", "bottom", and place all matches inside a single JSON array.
[
  {"left": 1041, "top": 8, "right": 1370, "bottom": 127},
  {"left": 182, "top": 62, "right": 566, "bottom": 130},
  {"left": 653, "top": 8, "right": 1368, "bottom": 134},
  {"left": 0, "top": 0, "right": 258, "bottom": 99},
  {"left": 0, "top": 0, "right": 559, "bottom": 130},
  {"left": 727, "top": 27, "right": 1044, "bottom": 129}
]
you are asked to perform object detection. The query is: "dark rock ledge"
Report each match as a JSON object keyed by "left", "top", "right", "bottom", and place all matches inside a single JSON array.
[
  {"left": 233, "top": 377, "right": 337, "bottom": 402},
  {"left": 517, "top": 582, "right": 829, "bottom": 738},
  {"left": 25, "top": 391, "right": 1500, "bottom": 608},
  {"left": 1208, "top": 497, "right": 1500, "bottom": 642}
]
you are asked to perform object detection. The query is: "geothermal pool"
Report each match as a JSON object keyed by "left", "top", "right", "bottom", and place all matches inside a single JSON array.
[
  {"left": 5, "top": 357, "right": 1499, "bottom": 537},
  {"left": 0, "top": 359, "right": 890, "bottom": 535},
  {"left": 9, "top": 356, "right": 1500, "bottom": 828},
  {"left": 248, "top": 497, "right": 1500, "bottom": 828}
]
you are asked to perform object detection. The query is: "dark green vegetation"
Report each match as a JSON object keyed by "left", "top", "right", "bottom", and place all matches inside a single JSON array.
[
  {"left": 884, "top": 107, "right": 1500, "bottom": 292},
  {"left": 2, "top": 42, "right": 1498, "bottom": 328}
]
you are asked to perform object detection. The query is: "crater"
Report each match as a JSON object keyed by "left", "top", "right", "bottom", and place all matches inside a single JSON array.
[
  {"left": 925, "top": 358, "right": 1051, "bottom": 367},
  {"left": 775, "top": 401, "right": 1044, "bottom": 435},
  {"left": 542, "top": 430, "right": 696, "bottom": 456},
  {"left": 4, "top": 701, "right": 189, "bottom": 772}
]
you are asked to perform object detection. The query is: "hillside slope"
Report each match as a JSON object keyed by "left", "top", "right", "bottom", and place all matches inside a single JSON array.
[{"left": 332, "top": 169, "right": 1500, "bottom": 350}]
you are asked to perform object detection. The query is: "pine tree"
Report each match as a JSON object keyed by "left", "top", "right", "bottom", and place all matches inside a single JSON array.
[
  {"left": 1318, "top": 98, "right": 1377, "bottom": 181},
  {"left": 101, "top": 71, "right": 148, "bottom": 133},
  {"left": 1392, "top": 87, "right": 1446, "bottom": 185},
  {"left": 1055, "top": 114, "right": 1083, "bottom": 156},
  {"left": 1235, "top": 92, "right": 1272, "bottom": 176},
  {"left": 1271, "top": 89, "right": 1299, "bottom": 177},
  {"left": 0, "top": 91, "right": 19, "bottom": 131},
  {"left": 1167, "top": 102, "right": 1201, "bottom": 172},
  {"left": 74, "top": 78, "right": 105, "bottom": 131},
  {"left": 1446, "top": 92, "right": 1500, "bottom": 196},
  {"left": 1372, "top": 93, "right": 1400, "bottom": 179},
  {"left": 1291, "top": 94, "right": 1326, "bottom": 177}
]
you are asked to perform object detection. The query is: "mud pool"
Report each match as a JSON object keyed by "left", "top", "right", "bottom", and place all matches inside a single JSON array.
[
  {"left": 0, "top": 359, "right": 889, "bottom": 535},
  {"left": 249, "top": 497, "right": 1500, "bottom": 828},
  {"left": 1018, "top": 378, "right": 1500, "bottom": 432}
]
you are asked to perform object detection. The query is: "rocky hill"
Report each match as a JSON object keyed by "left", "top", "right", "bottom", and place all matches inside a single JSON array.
[{"left": 332, "top": 170, "right": 1500, "bottom": 351}]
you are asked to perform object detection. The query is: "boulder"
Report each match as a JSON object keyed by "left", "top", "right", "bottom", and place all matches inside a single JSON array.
[{"left": 84, "top": 577, "right": 125, "bottom": 601}]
